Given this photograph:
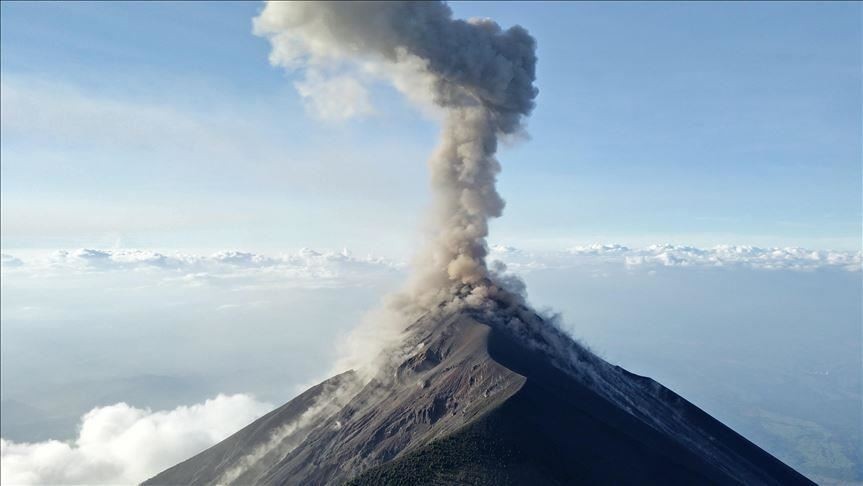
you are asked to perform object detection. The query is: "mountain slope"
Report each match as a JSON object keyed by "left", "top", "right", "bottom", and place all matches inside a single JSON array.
[{"left": 145, "top": 309, "right": 813, "bottom": 485}]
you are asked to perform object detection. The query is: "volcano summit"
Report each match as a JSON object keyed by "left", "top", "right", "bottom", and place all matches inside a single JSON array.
[{"left": 146, "top": 292, "right": 811, "bottom": 485}]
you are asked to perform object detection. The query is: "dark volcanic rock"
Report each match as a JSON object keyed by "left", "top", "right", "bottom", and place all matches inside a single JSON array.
[{"left": 144, "top": 310, "right": 813, "bottom": 486}]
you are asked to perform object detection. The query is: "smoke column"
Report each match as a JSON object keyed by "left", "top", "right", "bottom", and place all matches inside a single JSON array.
[
  {"left": 223, "top": 9, "right": 590, "bottom": 480},
  {"left": 254, "top": 1, "right": 538, "bottom": 313}
]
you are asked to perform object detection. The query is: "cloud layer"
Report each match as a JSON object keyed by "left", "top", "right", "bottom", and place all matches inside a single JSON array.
[
  {"left": 0, "top": 394, "right": 271, "bottom": 485},
  {"left": 490, "top": 243, "right": 862, "bottom": 272},
  {"left": 3, "top": 244, "right": 858, "bottom": 282},
  {"left": 1, "top": 244, "right": 858, "bottom": 483},
  {"left": 1, "top": 248, "right": 402, "bottom": 290}
]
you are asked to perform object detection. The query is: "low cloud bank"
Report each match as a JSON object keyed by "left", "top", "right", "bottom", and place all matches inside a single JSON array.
[
  {"left": 1, "top": 248, "right": 402, "bottom": 289},
  {"left": 490, "top": 243, "right": 862, "bottom": 272},
  {"left": 3, "top": 244, "right": 858, "bottom": 278},
  {"left": 0, "top": 394, "right": 272, "bottom": 485}
]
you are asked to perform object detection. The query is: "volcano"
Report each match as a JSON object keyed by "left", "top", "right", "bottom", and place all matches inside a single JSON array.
[
  {"left": 144, "top": 302, "right": 812, "bottom": 485},
  {"left": 146, "top": 4, "right": 815, "bottom": 483}
]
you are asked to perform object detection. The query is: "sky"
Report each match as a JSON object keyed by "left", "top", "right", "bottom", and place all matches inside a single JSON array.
[
  {"left": 1, "top": 2, "right": 861, "bottom": 484},
  {"left": 2, "top": 1, "right": 860, "bottom": 255}
]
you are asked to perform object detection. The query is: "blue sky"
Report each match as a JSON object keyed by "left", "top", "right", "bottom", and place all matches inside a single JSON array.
[{"left": 2, "top": 1, "right": 860, "bottom": 254}]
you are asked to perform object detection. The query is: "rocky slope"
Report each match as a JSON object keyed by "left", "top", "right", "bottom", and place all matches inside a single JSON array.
[{"left": 145, "top": 308, "right": 813, "bottom": 485}]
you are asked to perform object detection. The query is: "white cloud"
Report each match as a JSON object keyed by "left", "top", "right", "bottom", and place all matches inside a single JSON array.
[
  {"left": 620, "top": 244, "right": 862, "bottom": 271},
  {"left": 489, "top": 243, "right": 862, "bottom": 272},
  {"left": 2, "top": 243, "right": 857, "bottom": 296},
  {"left": 2, "top": 247, "right": 404, "bottom": 290},
  {"left": 0, "top": 394, "right": 272, "bottom": 485},
  {"left": 567, "top": 243, "right": 631, "bottom": 256}
]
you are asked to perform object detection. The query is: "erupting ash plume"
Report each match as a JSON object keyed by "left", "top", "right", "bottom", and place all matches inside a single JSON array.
[
  {"left": 254, "top": 1, "right": 538, "bottom": 315},
  {"left": 144, "top": 6, "right": 813, "bottom": 484}
]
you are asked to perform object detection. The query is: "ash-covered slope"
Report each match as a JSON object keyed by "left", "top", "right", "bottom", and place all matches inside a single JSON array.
[{"left": 145, "top": 307, "right": 812, "bottom": 486}]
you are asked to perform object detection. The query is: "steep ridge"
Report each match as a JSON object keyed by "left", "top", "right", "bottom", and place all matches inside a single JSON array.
[
  {"left": 351, "top": 313, "right": 813, "bottom": 485},
  {"left": 142, "top": 371, "right": 356, "bottom": 485},
  {"left": 145, "top": 310, "right": 813, "bottom": 485}
]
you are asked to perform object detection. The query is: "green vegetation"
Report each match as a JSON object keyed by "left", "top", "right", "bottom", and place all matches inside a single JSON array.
[
  {"left": 749, "top": 408, "right": 858, "bottom": 482},
  {"left": 346, "top": 413, "right": 555, "bottom": 486}
]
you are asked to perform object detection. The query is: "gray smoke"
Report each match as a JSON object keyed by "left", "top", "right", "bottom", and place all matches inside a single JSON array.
[
  {"left": 254, "top": 1, "right": 538, "bottom": 313},
  {"left": 223, "top": 10, "right": 585, "bottom": 481}
]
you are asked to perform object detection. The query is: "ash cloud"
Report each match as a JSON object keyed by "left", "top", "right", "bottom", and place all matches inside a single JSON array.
[
  {"left": 254, "top": 1, "right": 538, "bottom": 313},
  {"left": 247, "top": 7, "right": 543, "bottom": 469},
  {"left": 251, "top": 1, "right": 863, "bottom": 386}
]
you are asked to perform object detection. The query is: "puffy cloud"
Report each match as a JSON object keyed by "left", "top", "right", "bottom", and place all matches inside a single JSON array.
[
  {"left": 488, "top": 244, "right": 523, "bottom": 256},
  {"left": 46, "top": 249, "right": 183, "bottom": 270},
  {"left": 2, "top": 243, "right": 858, "bottom": 290},
  {"left": 208, "top": 250, "right": 277, "bottom": 267},
  {"left": 488, "top": 244, "right": 862, "bottom": 272},
  {"left": 0, "top": 247, "right": 403, "bottom": 289},
  {"left": 0, "top": 394, "right": 272, "bottom": 485},
  {"left": 567, "top": 244, "right": 631, "bottom": 256},
  {"left": 621, "top": 244, "right": 862, "bottom": 271}
]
